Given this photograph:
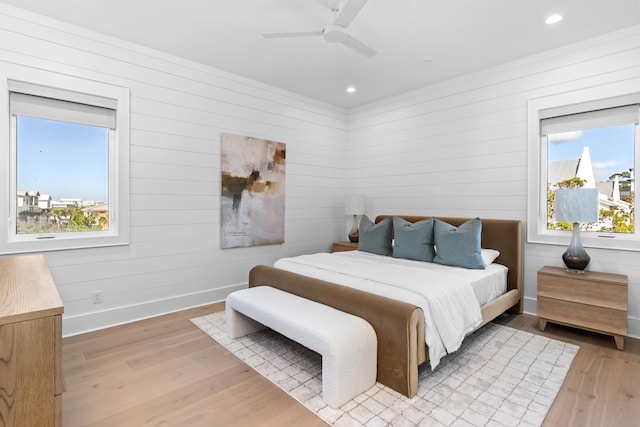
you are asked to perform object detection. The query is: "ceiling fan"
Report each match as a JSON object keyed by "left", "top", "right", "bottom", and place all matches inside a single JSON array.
[{"left": 263, "top": 0, "right": 377, "bottom": 58}]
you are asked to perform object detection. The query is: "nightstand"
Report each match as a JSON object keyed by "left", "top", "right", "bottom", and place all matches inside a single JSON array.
[
  {"left": 332, "top": 241, "right": 359, "bottom": 252},
  {"left": 537, "top": 265, "right": 628, "bottom": 350}
]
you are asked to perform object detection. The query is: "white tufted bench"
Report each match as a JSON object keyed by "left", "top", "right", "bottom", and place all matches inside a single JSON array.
[{"left": 226, "top": 286, "right": 377, "bottom": 408}]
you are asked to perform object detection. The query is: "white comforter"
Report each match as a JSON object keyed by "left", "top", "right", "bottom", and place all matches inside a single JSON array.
[{"left": 274, "top": 251, "right": 484, "bottom": 370}]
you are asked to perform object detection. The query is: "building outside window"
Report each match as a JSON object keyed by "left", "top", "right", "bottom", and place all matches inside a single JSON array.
[
  {"left": 16, "top": 116, "right": 110, "bottom": 234},
  {"left": 545, "top": 123, "right": 635, "bottom": 234},
  {"left": 527, "top": 87, "right": 640, "bottom": 251},
  {"left": 0, "top": 69, "right": 129, "bottom": 254}
]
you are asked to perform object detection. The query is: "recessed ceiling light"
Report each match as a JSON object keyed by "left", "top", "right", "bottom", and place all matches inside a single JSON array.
[
  {"left": 545, "top": 14, "right": 563, "bottom": 25},
  {"left": 346, "top": 86, "right": 356, "bottom": 93}
]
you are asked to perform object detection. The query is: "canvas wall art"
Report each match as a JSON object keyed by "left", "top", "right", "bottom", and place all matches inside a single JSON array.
[{"left": 220, "top": 133, "right": 286, "bottom": 249}]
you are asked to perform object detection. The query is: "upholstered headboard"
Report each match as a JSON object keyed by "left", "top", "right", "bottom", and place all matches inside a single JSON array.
[{"left": 375, "top": 215, "right": 524, "bottom": 313}]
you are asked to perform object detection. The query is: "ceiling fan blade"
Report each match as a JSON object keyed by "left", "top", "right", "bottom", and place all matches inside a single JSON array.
[
  {"left": 334, "top": 0, "right": 368, "bottom": 28},
  {"left": 342, "top": 34, "right": 377, "bottom": 58},
  {"left": 263, "top": 31, "right": 323, "bottom": 39}
]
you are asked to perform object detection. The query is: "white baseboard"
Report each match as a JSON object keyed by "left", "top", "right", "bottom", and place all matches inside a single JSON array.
[
  {"left": 627, "top": 317, "right": 640, "bottom": 340},
  {"left": 62, "top": 283, "right": 246, "bottom": 337},
  {"left": 523, "top": 296, "right": 537, "bottom": 317},
  {"left": 63, "top": 289, "right": 640, "bottom": 341}
]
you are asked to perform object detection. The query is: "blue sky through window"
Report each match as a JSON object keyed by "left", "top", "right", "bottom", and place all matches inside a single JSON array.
[
  {"left": 548, "top": 124, "right": 634, "bottom": 183},
  {"left": 16, "top": 116, "right": 109, "bottom": 201}
]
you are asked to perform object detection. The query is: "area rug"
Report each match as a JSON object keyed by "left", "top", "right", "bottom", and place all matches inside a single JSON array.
[{"left": 191, "top": 312, "right": 579, "bottom": 426}]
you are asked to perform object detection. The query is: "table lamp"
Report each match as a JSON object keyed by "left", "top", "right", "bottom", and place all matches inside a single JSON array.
[
  {"left": 345, "top": 195, "right": 365, "bottom": 243},
  {"left": 554, "top": 188, "right": 599, "bottom": 273}
]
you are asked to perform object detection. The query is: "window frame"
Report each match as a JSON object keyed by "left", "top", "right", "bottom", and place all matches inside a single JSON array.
[
  {"left": 527, "top": 82, "right": 640, "bottom": 251},
  {"left": 0, "top": 66, "right": 130, "bottom": 254}
]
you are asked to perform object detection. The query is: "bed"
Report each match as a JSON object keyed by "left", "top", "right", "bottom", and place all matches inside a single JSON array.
[{"left": 248, "top": 215, "right": 523, "bottom": 398}]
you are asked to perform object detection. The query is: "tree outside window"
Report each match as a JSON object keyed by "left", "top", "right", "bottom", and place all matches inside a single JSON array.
[{"left": 546, "top": 124, "right": 634, "bottom": 234}]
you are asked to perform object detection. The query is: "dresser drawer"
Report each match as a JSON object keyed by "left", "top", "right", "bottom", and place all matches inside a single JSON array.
[{"left": 0, "top": 255, "right": 64, "bottom": 426}]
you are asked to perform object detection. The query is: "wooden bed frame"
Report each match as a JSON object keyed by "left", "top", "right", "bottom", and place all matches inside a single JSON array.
[{"left": 248, "top": 216, "right": 523, "bottom": 398}]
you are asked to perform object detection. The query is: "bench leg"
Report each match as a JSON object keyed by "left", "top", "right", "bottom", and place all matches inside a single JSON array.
[
  {"left": 226, "top": 305, "right": 266, "bottom": 339},
  {"left": 321, "top": 325, "right": 377, "bottom": 408}
]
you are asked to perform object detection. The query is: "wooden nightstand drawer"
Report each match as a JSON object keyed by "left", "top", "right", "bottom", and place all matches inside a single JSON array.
[
  {"left": 538, "top": 274, "right": 627, "bottom": 311},
  {"left": 332, "top": 242, "right": 358, "bottom": 252},
  {"left": 537, "top": 296, "right": 627, "bottom": 336},
  {"left": 537, "top": 266, "right": 628, "bottom": 350}
]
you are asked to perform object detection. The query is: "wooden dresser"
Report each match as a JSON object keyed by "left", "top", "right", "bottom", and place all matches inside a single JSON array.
[
  {"left": 537, "top": 265, "right": 628, "bottom": 350},
  {"left": 0, "top": 255, "right": 64, "bottom": 426}
]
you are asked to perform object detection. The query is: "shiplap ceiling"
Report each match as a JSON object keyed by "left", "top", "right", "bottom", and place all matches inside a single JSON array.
[{"left": 2, "top": 0, "right": 640, "bottom": 108}]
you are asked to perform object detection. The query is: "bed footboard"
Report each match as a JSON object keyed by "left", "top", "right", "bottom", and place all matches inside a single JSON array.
[{"left": 248, "top": 265, "right": 424, "bottom": 398}]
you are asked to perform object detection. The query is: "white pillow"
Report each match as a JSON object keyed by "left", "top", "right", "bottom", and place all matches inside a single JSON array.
[{"left": 481, "top": 249, "right": 500, "bottom": 267}]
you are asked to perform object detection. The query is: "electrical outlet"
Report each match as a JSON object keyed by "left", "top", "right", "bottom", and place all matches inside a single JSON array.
[{"left": 92, "top": 290, "right": 102, "bottom": 304}]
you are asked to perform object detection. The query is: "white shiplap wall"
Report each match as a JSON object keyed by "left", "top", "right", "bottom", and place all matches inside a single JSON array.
[
  {"left": 347, "top": 25, "right": 640, "bottom": 338},
  {"left": 2, "top": 3, "right": 639, "bottom": 339},
  {"left": 0, "top": 4, "right": 348, "bottom": 336}
]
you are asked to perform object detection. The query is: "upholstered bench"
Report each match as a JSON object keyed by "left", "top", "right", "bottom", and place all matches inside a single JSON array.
[{"left": 226, "top": 286, "right": 377, "bottom": 408}]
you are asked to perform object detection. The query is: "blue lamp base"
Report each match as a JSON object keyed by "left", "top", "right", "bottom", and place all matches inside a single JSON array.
[{"left": 562, "top": 222, "right": 590, "bottom": 273}]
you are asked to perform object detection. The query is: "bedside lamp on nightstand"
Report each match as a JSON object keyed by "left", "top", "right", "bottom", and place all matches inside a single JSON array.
[
  {"left": 555, "top": 188, "right": 599, "bottom": 273},
  {"left": 345, "top": 195, "right": 365, "bottom": 243}
]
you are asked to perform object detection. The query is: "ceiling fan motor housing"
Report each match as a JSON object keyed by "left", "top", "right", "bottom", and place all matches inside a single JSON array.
[
  {"left": 323, "top": 24, "right": 348, "bottom": 43},
  {"left": 262, "top": 0, "right": 376, "bottom": 58}
]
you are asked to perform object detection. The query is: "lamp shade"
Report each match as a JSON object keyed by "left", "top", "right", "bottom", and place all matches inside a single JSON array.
[
  {"left": 555, "top": 188, "right": 599, "bottom": 223},
  {"left": 345, "top": 195, "right": 365, "bottom": 215}
]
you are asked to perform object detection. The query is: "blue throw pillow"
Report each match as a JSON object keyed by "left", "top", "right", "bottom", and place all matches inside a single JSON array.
[
  {"left": 392, "top": 216, "right": 436, "bottom": 262},
  {"left": 358, "top": 216, "right": 393, "bottom": 256},
  {"left": 433, "top": 218, "right": 484, "bottom": 269}
]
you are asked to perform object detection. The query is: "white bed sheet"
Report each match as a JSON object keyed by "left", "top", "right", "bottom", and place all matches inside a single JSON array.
[{"left": 273, "top": 250, "right": 508, "bottom": 370}]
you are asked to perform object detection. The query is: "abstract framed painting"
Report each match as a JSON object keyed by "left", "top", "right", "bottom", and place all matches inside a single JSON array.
[{"left": 220, "top": 133, "right": 286, "bottom": 249}]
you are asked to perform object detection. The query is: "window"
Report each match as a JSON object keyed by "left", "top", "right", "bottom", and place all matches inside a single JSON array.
[
  {"left": 527, "top": 86, "right": 640, "bottom": 251},
  {"left": 0, "top": 68, "right": 129, "bottom": 254}
]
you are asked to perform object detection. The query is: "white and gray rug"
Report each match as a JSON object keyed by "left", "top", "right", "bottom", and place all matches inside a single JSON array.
[{"left": 192, "top": 312, "right": 579, "bottom": 427}]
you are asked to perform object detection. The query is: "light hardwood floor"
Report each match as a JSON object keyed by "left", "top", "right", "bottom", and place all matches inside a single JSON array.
[
  {"left": 62, "top": 303, "right": 640, "bottom": 427},
  {"left": 494, "top": 313, "right": 640, "bottom": 427}
]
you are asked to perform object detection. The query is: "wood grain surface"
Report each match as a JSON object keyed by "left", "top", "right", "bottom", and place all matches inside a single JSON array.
[{"left": 61, "top": 304, "right": 640, "bottom": 427}]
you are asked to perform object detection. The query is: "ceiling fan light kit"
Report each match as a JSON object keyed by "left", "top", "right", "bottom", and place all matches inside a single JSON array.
[{"left": 263, "top": 0, "right": 377, "bottom": 58}]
